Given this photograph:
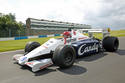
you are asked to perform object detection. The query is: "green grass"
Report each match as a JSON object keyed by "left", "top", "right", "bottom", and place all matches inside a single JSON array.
[
  {"left": 110, "top": 30, "right": 125, "bottom": 37},
  {"left": 0, "top": 29, "right": 125, "bottom": 52},
  {"left": 84, "top": 29, "right": 125, "bottom": 39},
  {"left": 0, "top": 36, "right": 62, "bottom": 52}
]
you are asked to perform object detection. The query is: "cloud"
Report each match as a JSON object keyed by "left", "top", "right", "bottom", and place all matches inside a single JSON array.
[
  {"left": 0, "top": 0, "right": 125, "bottom": 29},
  {"left": 0, "top": 0, "right": 100, "bottom": 22},
  {"left": 84, "top": 0, "right": 125, "bottom": 29}
]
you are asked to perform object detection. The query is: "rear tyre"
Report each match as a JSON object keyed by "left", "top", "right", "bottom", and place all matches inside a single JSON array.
[
  {"left": 52, "top": 45, "right": 76, "bottom": 68},
  {"left": 25, "top": 41, "right": 40, "bottom": 53},
  {"left": 102, "top": 36, "right": 119, "bottom": 52}
]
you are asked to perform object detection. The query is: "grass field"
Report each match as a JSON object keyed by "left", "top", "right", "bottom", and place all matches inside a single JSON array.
[
  {"left": 0, "top": 29, "right": 125, "bottom": 52},
  {"left": 84, "top": 29, "right": 125, "bottom": 39},
  {"left": 0, "top": 36, "right": 61, "bottom": 52}
]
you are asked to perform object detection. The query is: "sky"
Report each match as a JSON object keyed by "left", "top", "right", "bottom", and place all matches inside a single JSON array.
[{"left": 0, "top": 0, "right": 125, "bottom": 30}]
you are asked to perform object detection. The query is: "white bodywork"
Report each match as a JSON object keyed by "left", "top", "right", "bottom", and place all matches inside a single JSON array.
[{"left": 13, "top": 29, "right": 110, "bottom": 72}]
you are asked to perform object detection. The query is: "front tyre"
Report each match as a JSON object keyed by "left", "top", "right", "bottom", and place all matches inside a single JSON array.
[
  {"left": 25, "top": 41, "right": 40, "bottom": 53},
  {"left": 52, "top": 45, "right": 76, "bottom": 68}
]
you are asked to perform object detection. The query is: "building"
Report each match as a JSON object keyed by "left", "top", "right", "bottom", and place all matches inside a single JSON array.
[{"left": 26, "top": 18, "right": 91, "bottom": 36}]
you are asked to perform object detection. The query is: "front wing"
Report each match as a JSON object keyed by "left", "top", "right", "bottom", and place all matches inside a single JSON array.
[{"left": 13, "top": 54, "right": 53, "bottom": 72}]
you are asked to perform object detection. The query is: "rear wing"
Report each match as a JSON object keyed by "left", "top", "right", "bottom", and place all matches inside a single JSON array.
[{"left": 75, "top": 28, "right": 110, "bottom": 38}]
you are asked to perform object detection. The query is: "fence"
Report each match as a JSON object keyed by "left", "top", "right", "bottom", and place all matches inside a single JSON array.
[
  {"left": 0, "top": 28, "right": 64, "bottom": 38},
  {"left": 0, "top": 29, "right": 26, "bottom": 37},
  {"left": 0, "top": 34, "right": 62, "bottom": 41}
]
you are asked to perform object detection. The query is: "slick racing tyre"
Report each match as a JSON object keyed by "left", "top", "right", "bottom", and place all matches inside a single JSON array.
[
  {"left": 52, "top": 45, "right": 76, "bottom": 68},
  {"left": 102, "top": 36, "right": 119, "bottom": 52},
  {"left": 25, "top": 41, "right": 40, "bottom": 53}
]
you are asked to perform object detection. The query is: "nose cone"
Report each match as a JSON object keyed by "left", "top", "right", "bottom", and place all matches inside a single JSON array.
[{"left": 18, "top": 56, "right": 28, "bottom": 65}]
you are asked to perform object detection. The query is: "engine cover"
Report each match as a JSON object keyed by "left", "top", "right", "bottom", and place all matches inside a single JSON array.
[{"left": 72, "top": 39, "right": 100, "bottom": 56}]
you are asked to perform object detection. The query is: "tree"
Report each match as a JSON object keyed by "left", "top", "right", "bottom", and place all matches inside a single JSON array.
[{"left": 0, "top": 13, "right": 24, "bottom": 37}]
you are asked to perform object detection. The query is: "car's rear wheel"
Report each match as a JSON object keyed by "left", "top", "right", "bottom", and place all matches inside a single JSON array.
[
  {"left": 102, "top": 36, "right": 119, "bottom": 52},
  {"left": 52, "top": 45, "right": 76, "bottom": 68},
  {"left": 25, "top": 41, "right": 40, "bottom": 53}
]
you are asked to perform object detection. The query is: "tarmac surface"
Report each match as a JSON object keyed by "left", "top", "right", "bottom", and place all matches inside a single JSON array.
[{"left": 0, "top": 37, "right": 125, "bottom": 83}]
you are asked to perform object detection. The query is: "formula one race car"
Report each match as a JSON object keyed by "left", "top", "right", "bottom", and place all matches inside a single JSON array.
[{"left": 13, "top": 28, "right": 119, "bottom": 72}]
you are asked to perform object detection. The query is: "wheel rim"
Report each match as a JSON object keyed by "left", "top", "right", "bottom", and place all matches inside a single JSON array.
[{"left": 64, "top": 52, "right": 73, "bottom": 65}]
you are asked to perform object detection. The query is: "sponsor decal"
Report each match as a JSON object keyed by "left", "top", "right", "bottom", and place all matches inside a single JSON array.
[
  {"left": 78, "top": 37, "right": 87, "bottom": 40},
  {"left": 20, "top": 57, "right": 27, "bottom": 61},
  {"left": 26, "top": 62, "right": 33, "bottom": 65},
  {"left": 78, "top": 43, "right": 98, "bottom": 55}
]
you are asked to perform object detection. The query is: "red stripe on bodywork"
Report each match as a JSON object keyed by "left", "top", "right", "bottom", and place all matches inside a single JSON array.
[
  {"left": 42, "top": 45, "right": 48, "bottom": 48},
  {"left": 73, "top": 31, "right": 76, "bottom": 35},
  {"left": 26, "top": 62, "right": 33, "bottom": 65},
  {"left": 78, "top": 37, "right": 87, "bottom": 40},
  {"left": 39, "top": 63, "right": 53, "bottom": 70},
  {"left": 64, "top": 37, "right": 67, "bottom": 44}
]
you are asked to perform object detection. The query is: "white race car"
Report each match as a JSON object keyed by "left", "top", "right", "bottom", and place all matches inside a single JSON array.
[{"left": 13, "top": 29, "right": 119, "bottom": 72}]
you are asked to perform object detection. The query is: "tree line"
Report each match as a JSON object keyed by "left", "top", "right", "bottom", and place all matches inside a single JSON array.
[{"left": 0, "top": 13, "right": 25, "bottom": 37}]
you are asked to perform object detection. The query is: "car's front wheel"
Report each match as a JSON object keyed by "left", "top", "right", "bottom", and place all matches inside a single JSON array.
[
  {"left": 52, "top": 45, "right": 76, "bottom": 68},
  {"left": 25, "top": 41, "right": 40, "bottom": 54}
]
